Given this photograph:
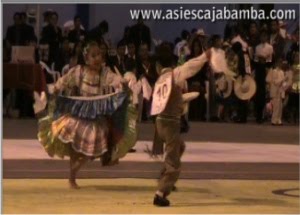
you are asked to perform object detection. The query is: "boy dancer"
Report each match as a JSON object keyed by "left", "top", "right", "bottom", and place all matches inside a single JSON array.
[{"left": 151, "top": 42, "right": 211, "bottom": 207}]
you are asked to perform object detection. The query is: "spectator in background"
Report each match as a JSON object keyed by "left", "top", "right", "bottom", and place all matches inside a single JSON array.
[
  {"left": 174, "top": 30, "right": 191, "bottom": 58},
  {"left": 247, "top": 21, "right": 260, "bottom": 60},
  {"left": 232, "top": 42, "right": 249, "bottom": 123},
  {"left": 254, "top": 30, "right": 273, "bottom": 123},
  {"left": 87, "top": 20, "right": 109, "bottom": 45},
  {"left": 270, "top": 20, "right": 285, "bottom": 64},
  {"left": 124, "top": 57, "right": 137, "bottom": 77},
  {"left": 19, "top": 12, "right": 37, "bottom": 44},
  {"left": 6, "top": 12, "right": 24, "bottom": 46},
  {"left": 207, "top": 34, "right": 223, "bottom": 121},
  {"left": 41, "top": 12, "right": 63, "bottom": 66},
  {"left": 68, "top": 15, "right": 86, "bottom": 44},
  {"left": 130, "top": 15, "right": 152, "bottom": 50},
  {"left": 191, "top": 28, "right": 197, "bottom": 34},
  {"left": 266, "top": 60, "right": 286, "bottom": 125},
  {"left": 136, "top": 42, "right": 157, "bottom": 121},
  {"left": 122, "top": 26, "right": 132, "bottom": 44},
  {"left": 223, "top": 21, "right": 237, "bottom": 42},
  {"left": 260, "top": 21, "right": 269, "bottom": 32},
  {"left": 42, "top": 9, "right": 53, "bottom": 27},
  {"left": 54, "top": 37, "right": 72, "bottom": 72},
  {"left": 287, "top": 27, "right": 299, "bottom": 65},
  {"left": 136, "top": 43, "right": 157, "bottom": 86},
  {"left": 98, "top": 41, "right": 116, "bottom": 72},
  {"left": 110, "top": 40, "right": 127, "bottom": 75},
  {"left": 69, "top": 41, "right": 84, "bottom": 68},
  {"left": 125, "top": 40, "right": 137, "bottom": 73},
  {"left": 126, "top": 40, "right": 136, "bottom": 60},
  {"left": 187, "top": 37, "right": 208, "bottom": 121},
  {"left": 286, "top": 52, "right": 300, "bottom": 124},
  {"left": 3, "top": 39, "right": 10, "bottom": 62}
]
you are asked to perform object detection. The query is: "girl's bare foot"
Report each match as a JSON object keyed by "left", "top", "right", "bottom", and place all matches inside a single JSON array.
[{"left": 69, "top": 180, "right": 80, "bottom": 189}]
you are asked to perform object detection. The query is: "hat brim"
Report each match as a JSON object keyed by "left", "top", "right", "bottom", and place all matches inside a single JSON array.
[
  {"left": 234, "top": 75, "right": 256, "bottom": 100},
  {"left": 216, "top": 76, "right": 233, "bottom": 98}
]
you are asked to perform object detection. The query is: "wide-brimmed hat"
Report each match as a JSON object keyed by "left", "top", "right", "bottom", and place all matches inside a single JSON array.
[
  {"left": 234, "top": 75, "right": 256, "bottom": 100},
  {"left": 215, "top": 74, "right": 233, "bottom": 98}
]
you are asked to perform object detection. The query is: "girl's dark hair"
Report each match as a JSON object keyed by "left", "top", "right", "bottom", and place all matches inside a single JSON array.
[
  {"left": 82, "top": 41, "right": 99, "bottom": 56},
  {"left": 76, "top": 40, "right": 98, "bottom": 65}
]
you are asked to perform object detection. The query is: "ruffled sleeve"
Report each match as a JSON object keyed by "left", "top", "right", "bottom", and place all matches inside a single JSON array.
[{"left": 54, "top": 65, "right": 83, "bottom": 92}]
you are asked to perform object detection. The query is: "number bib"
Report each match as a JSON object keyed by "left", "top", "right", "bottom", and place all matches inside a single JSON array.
[{"left": 150, "top": 72, "right": 173, "bottom": 115}]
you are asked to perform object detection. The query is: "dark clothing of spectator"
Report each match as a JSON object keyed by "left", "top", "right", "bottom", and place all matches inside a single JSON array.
[
  {"left": 130, "top": 23, "right": 151, "bottom": 50},
  {"left": 136, "top": 57, "right": 158, "bottom": 86},
  {"left": 87, "top": 26, "right": 105, "bottom": 44},
  {"left": 22, "top": 23, "right": 37, "bottom": 43},
  {"left": 247, "top": 35, "right": 260, "bottom": 50},
  {"left": 270, "top": 33, "right": 285, "bottom": 63},
  {"left": 6, "top": 25, "right": 26, "bottom": 45},
  {"left": 54, "top": 49, "right": 71, "bottom": 73},
  {"left": 68, "top": 29, "right": 86, "bottom": 44},
  {"left": 136, "top": 57, "right": 157, "bottom": 121},
  {"left": 109, "top": 55, "right": 127, "bottom": 75},
  {"left": 254, "top": 61, "right": 272, "bottom": 122},
  {"left": 41, "top": 24, "right": 63, "bottom": 65},
  {"left": 186, "top": 54, "right": 208, "bottom": 121},
  {"left": 287, "top": 42, "right": 299, "bottom": 64}
]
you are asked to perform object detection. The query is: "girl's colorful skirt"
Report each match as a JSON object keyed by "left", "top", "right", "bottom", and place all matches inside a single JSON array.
[{"left": 37, "top": 91, "right": 138, "bottom": 162}]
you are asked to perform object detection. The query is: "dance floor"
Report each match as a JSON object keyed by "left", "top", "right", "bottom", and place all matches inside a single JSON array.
[
  {"left": 3, "top": 179, "right": 299, "bottom": 214},
  {"left": 2, "top": 119, "right": 299, "bottom": 213}
]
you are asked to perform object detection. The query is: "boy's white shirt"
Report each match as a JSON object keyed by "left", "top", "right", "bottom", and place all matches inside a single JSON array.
[
  {"left": 173, "top": 52, "right": 208, "bottom": 85},
  {"left": 151, "top": 53, "right": 208, "bottom": 115}
]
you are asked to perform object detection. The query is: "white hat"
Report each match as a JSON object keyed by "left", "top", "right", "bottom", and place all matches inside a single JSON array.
[
  {"left": 27, "top": 9, "right": 36, "bottom": 19},
  {"left": 234, "top": 75, "right": 256, "bottom": 100},
  {"left": 63, "top": 20, "right": 85, "bottom": 31},
  {"left": 196, "top": 28, "right": 207, "bottom": 37},
  {"left": 215, "top": 74, "right": 233, "bottom": 98}
]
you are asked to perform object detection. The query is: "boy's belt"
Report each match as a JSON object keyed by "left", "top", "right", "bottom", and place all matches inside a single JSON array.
[{"left": 157, "top": 115, "right": 180, "bottom": 121}]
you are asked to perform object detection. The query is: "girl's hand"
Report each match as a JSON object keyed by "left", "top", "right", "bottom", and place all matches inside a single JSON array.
[
  {"left": 47, "top": 84, "right": 56, "bottom": 94},
  {"left": 33, "top": 91, "right": 47, "bottom": 114}
]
